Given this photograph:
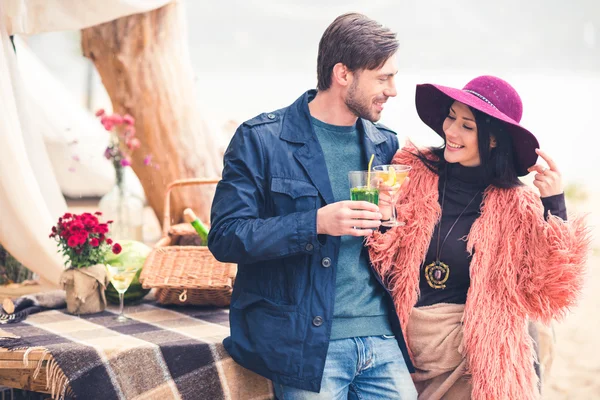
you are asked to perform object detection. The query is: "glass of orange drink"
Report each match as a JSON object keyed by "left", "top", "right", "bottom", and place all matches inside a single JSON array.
[{"left": 372, "top": 165, "right": 411, "bottom": 226}]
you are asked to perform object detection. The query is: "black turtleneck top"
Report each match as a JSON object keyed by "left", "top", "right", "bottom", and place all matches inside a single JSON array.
[{"left": 415, "top": 162, "right": 567, "bottom": 307}]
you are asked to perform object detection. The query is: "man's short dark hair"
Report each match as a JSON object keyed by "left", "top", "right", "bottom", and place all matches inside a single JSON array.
[{"left": 317, "top": 13, "right": 398, "bottom": 91}]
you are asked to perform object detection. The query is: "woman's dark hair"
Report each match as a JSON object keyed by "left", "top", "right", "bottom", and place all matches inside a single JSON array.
[
  {"left": 412, "top": 107, "right": 523, "bottom": 189},
  {"left": 317, "top": 13, "right": 398, "bottom": 91}
]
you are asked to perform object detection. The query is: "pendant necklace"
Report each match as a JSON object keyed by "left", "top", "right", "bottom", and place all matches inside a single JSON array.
[{"left": 424, "top": 169, "right": 481, "bottom": 289}]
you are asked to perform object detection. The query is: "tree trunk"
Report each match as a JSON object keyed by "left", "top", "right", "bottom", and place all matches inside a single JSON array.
[{"left": 81, "top": 2, "right": 221, "bottom": 228}]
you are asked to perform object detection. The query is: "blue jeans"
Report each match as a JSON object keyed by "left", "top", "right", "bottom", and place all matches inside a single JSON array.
[{"left": 273, "top": 336, "right": 417, "bottom": 399}]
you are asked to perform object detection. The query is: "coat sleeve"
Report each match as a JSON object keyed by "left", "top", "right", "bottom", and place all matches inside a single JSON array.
[
  {"left": 517, "top": 190, "right": 590, "bottom": 323},
  {"left": 208, "top": 125, "right": 321, "bottom": 264}
]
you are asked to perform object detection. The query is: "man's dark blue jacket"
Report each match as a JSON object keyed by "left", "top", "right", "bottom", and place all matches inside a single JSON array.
[{"left": 208, "top": 90, "right": 413, "bottom": 392}]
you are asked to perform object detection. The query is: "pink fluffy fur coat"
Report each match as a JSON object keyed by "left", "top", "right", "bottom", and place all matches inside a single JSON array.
[{"left": 367, "top": 144, "right": 590, "bottom": 399}]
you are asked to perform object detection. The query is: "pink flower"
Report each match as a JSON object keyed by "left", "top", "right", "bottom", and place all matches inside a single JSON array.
[
  {"left": 143, "top": 155, "right": 152, "bottom": 166},
  {"left": 67, "top": 236, "right": 79, "bottom": 248},
  {"left": 90, "top": 238, "right": 100, "bottom": 247},
  {"left": 120, "top": 158, "right": 131, "bottom": 167},
  {"left": 112, "top": 243, "right": 122, "bottom": 254},
  {"left": 82, "top": 216, "right": 98, "bottom": 228},
  {"left": 123, "top": 114, "right": 135, "bottom": 125},
  {"left": 95, "top": 109, "right": 105, "bottom": 117},
  {"left": 124, "top": 127, "right": 136, "bottom": 138},
  {"left": 76, "top": 233, "right": 88, "bottom": 245},
  {"left": 107, "top": 238, "right": 113, "bottom": 245},
  {"left": 102, "top": 121, "right": 114, "bottom": 131},
  {"left": 96, "top": 224, "right": 109, "bottom": 234},
  {"left": 104, "top": 147, "right": 113, "bottom": 160},
  {"left": 110, "top": 114, "right": 124, "bottom": 125},
  {"left": 71, "top": 155, "right": 80, "bottom": 162},
  {"left": 70, "top": 221, "right": 85, "bottom": 232},
  {"left": 126, "top": 138, "right": 141, "bottom": 151},
  {"left": 94, "top": 212, "right": 102, "bottom": 216}
]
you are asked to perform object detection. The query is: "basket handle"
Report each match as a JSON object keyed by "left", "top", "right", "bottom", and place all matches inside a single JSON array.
[{"left": 162, "top": 178, "right": 220, "bottom": 238}]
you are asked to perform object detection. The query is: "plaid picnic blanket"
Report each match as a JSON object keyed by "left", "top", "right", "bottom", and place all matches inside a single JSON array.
[{"left": 0, "top": 302, "right": 274, "bottom": 400}]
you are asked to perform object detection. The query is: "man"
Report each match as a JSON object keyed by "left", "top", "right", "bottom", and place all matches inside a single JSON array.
[{"left": 208, "top": 13, "right": 417, "bottom": 399}]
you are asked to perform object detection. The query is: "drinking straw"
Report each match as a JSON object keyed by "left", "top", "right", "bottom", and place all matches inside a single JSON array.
[{"left": 367, "top": 154, "right": 375, "bottom": 188}]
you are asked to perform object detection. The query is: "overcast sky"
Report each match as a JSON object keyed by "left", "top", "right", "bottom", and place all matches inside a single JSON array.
[{"left": 185, "top": 0, "right": 599, "bottom": 75}]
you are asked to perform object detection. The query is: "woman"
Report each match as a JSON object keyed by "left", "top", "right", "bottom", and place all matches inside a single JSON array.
[{"left": 368, "top": 75, "right": 589, "bottom": 399}]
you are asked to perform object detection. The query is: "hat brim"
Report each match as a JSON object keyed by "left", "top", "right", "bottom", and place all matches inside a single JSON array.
[{"left": 415, "top": 83, "right": 539, "bottom": 176}]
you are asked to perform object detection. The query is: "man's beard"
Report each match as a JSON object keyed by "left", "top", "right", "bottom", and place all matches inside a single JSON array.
[{"left": 345, "top": 79, "right": 380, "bottom": 122}]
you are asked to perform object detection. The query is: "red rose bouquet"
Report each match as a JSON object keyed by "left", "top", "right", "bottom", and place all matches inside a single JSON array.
[{"left": 50, "top": 212, "right": 121, "bottom": 268}]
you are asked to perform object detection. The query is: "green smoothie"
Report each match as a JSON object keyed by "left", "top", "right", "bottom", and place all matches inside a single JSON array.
[{"left": 350, "top": 187, "right": 379, "bottom": 205}]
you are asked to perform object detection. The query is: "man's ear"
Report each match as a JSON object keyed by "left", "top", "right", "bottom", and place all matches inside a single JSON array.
[
  {"left": 490, "top": 135, "right": 497, "bottom": 149},
  {"left": 331, "top": 63, "right": 351, "bottom": 87}
]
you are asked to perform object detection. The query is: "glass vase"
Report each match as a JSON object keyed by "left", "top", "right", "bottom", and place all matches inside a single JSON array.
[{"left": 98, "top": 182, "right": 144, "bottom": 242}]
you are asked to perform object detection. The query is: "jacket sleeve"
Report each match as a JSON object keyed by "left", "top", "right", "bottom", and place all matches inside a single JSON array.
[
  {"left": 517, "top": 191, "right": 590, "bottom": 323},
  {"left": 208, "top": 125, "right": 320, "bottom": 264},
  {"left": 541, "top": 193, "right": 567, "bottom": 220}
]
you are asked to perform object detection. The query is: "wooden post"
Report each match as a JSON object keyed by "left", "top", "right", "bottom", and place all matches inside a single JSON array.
[{"left": 81, "top": 3, "right": 222, "bottom": 226}]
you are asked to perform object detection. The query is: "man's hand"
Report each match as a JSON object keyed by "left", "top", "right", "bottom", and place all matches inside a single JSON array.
[{"left": 317, "top": 201, "right": 382, "bottom": 237}]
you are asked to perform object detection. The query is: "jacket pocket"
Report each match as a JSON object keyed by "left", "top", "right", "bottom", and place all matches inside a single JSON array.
[
  {"left": 270, "top": 177, "right": 318, "bottom": 213},
  {"left": 231, "top": 290, "right": 306, "bottom": 376},
  {"left": 232, "top": 290, "right": 297, "bottom": 312}
]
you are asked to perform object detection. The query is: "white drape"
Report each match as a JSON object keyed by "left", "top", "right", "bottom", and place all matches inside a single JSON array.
[
  {"left": 0, "top": 0, "right": 172, "bottom": 285},
  {"left": 4, "top": 0, "right": 172, "bottom": 35},
  {"left": 14, "top": 36, "right": 117, "bottom": 198},
  {"left": 0, "top": 19, "right": 65, "bottom": 285}
]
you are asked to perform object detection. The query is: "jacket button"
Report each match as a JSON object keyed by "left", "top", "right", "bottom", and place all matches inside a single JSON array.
[
  {"left": 267, "top": 113, "right": 276, "bottom": 120},
  {"left": 321, "top": 257, "right": 331, "bottom": 268},
  {"left": 312, "top": 316, "right": 324, "bottom": 327},
  {"left": 305, "top": 243, "right": 314, "bottom": 252}
]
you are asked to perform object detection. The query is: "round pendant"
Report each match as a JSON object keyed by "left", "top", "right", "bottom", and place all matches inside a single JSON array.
[{"left": 424, "top": 261, "right": 450, "bottom": 289}]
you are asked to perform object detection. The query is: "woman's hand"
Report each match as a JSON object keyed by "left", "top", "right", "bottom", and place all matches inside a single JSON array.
[
  {"left": 527, "top": 149, "right": 563, "bottom": 198},
  {"left": 377, "top": 177, "right": 409, "bottom": 220}
]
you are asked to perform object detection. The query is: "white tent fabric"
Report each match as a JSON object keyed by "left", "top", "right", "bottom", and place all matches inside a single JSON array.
[
  {"left": 0, "top": 21, "right": 66, "bottom": 285},
  {"left": 14, "top": 36, "right": 147, "bottom": 199},
  {"left": 13, "top": 36, "right": 117, "bottom": 198},
  {"left": 4, "top": 0, "right": 172, "bottom": 35},
  {"left": 0, "top": 0, "right": 172, "bottom": 285}
]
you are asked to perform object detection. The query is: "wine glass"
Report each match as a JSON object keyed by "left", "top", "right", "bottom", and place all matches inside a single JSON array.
[
  {"left": 372, "top": 165, "right": 411, "bottom": 226},
  {"left": 105, "top": 264, "right": 142, "bottom": 322}
]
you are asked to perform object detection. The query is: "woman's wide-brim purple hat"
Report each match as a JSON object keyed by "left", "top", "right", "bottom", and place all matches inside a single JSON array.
[{"left": 415, "top": 75, "right": 539, "bottom": 176}]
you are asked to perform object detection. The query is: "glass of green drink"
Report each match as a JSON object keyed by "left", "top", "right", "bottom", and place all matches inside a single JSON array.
[{"left": 348, "top": 171, "right": 379, "bottom": 205}]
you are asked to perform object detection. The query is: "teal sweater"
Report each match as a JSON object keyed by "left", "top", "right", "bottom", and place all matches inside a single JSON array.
[{"left": 311, "top": 117, "right": 393, "bottom": 340}]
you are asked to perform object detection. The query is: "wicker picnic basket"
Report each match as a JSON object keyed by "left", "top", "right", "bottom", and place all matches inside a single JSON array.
[{"left": 139, "top": 178, "right": 236, "bottom": 307}]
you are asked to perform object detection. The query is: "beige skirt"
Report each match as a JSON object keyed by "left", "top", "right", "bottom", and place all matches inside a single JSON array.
[{"left": 406, "top": 303, "right": 471, "bottom": 400}]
